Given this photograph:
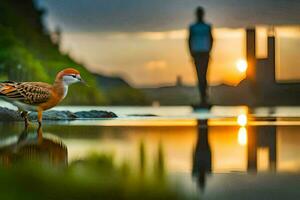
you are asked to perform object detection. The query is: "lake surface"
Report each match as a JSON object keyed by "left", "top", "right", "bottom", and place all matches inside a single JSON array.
[{"left": 0, "top": 106, "right": 300, "bottom": 199}]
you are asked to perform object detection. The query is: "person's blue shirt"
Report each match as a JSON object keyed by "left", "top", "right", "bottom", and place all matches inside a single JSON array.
[{"left": 189, "top": 22, "right": 212, "bottom": 53}]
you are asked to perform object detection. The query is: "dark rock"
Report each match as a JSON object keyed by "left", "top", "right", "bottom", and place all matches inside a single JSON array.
[
  {"left": 29, "top": 110, "right": 77, "bottom": 121},
  {"left": 0, "top": 107, "right": 22, "bottom": 121},
  {"left": 0, "top": 107, "right": 117, "bottom": 121},
  {"left": 74, "top": 110, "right": 117, "bottom": 118},
  {"left": 128, "top": 114, "right": 158, "bottom": 117}
]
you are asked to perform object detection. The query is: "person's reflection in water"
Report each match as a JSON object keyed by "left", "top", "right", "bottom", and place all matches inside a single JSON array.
[
  {"left": 192, "top": 120, "right": 211, "bottom": 191},
  {"left": 0, "top": 126, "right": 68, "bottom": 167}
]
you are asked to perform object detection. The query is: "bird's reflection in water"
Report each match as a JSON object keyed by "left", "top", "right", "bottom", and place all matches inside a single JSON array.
[
  {"left": 192, "top": 120, "right": 211, "bottom": 191},
  {"left": 0, "top": 126, "right": 68, "bottom": 167}
]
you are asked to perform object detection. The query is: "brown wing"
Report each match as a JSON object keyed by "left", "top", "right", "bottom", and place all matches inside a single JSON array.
[{"left": 0, "top": 81, "right": 52, "bottom": 105}]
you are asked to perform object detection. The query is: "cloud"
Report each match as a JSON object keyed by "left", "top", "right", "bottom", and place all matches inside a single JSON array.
[
  {"left": 276, "top": 26, "right": 300, "bottom": 38},
  {"left": 145, "top": 60, "right": 168, "bottom": 71},
  {"left": 137, "top": 30, "right": 187, "bottom": 40},
  {"left": 38, "top": 0, "right": 300, "bottom": 33}
]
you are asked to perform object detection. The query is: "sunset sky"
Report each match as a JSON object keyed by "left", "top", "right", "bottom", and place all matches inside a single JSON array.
[{"left": 37, "top": 0, "right": 300, "bottom": 87}]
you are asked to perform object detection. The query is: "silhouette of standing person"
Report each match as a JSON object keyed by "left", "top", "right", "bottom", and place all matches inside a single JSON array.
[{"left": 188, "top": 7, "right": 213, "bottom": 108}]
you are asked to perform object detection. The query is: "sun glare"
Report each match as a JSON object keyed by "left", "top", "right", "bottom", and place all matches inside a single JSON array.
[
  {"left": 237, "top": 114, "right": 247, "bottom": 126},
  {"left": 236, "top": 59, "right": 248, "bottom": 73}
]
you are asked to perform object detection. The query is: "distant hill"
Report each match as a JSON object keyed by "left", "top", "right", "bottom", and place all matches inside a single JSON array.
[
  {"left": 142, "top": 79, "right": 300, "bottom": 106},
  {"left": 95, "top": 74, "right": 149, "bottom": 105},
  {"left": 95, "top": 74, "right": 130, "bottom": 89},
  {"left": 0, "top": 0, "right": 146, "bottom": 105},
  {"left": 141, "top": 83, "right": 252, "bottom": 106},
  {"left": 142, "top": 85, "right": 200, "bottom": 105}
]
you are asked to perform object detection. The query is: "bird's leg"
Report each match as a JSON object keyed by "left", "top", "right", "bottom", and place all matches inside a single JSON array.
[
  {"left": 37, "top": 110, "right": 43, "bottom": 127},
  {"left": 37, "top": 124, "right": 43, "bottom": 144},
  {"left": 17, "top": 126, "right": 29, "bottom": 144},
  {"left": 20, "top": 111, "right": 29, "bottom": 128}
]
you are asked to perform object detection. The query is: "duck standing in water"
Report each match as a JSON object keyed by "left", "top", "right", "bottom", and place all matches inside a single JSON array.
[{"left": 0, "top": 68, "right": 85, "bottom": 127}]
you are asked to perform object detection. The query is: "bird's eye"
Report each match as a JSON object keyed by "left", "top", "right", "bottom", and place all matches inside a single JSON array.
[{"left": 71, "top": 75, "right": 76, "bottom": 78}]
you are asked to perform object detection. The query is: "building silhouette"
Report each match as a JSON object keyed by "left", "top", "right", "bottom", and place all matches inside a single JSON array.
[
  {"left": 192, "top": 122, "right": 277, "bottom": 191},
  {"left": 210, "top": 27, "right": 300, "bottom": 106},
  {"left": 142, "top": 27, "right": 300, "bottom": 106},
  {"left": 247, "top": 123, "right": 277, "bottom": 171}
]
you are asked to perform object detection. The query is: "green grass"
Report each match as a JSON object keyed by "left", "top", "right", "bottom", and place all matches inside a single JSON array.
[{"left": 0, "top": 153, "right": 197, "bottom": 200}]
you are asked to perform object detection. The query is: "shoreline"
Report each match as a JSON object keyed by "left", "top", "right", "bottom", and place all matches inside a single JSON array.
[{"left": 0, "top": 107, "right": 117, "bottom": 121}]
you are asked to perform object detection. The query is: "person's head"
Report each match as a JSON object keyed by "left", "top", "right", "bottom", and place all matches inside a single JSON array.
[{"left": 195, "top": 6, "right": 205, "bottom": 22}]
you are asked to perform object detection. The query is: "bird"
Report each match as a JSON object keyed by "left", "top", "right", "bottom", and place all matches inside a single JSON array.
[{"left": 0, "top": 68, "right": 85, "bottom": 127}]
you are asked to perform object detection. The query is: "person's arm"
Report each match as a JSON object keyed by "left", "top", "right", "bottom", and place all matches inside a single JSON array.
[
  {"left": 209, "top": 25, "right": 214, "bottom": 51},
  {"left": 188, "top": 26, "right": 193, "bottom": 54}
]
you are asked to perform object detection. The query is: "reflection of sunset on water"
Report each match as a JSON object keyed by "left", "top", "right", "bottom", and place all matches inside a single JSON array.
[
  {"left": 238, "top": 127, "right": 247, "bottom": 146},
  {"left": 59, "top": 122, "right": 300, "bottom": 173}
]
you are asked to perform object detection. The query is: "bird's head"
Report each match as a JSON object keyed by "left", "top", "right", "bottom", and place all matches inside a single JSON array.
[{"left": 56, "top": 68, "right": 86, "bottom": 86}]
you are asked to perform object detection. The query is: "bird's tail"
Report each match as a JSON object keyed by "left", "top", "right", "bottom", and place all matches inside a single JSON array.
[
  {"left": 0, "top": 83, "right": 6, "bottom": 95},
  {"left": 0, "top": 81, "right": 17, "bottom": 96}
]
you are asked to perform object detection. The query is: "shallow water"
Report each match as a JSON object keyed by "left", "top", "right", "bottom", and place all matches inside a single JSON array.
[{"left": 0, "top": 106, "right": 300, "bottom": 199}]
